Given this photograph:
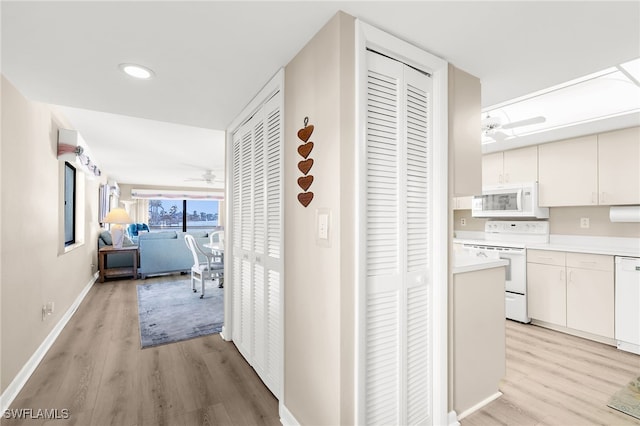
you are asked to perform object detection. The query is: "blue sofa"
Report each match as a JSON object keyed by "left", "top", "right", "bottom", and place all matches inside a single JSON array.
[
  {"left": 127, "top": 223, "right": 150, "bottom": 242},
  {"left": 138, "top": 230, "right": 210, "bottom": 278},
  {"left": 98, "top": 229, "right": 213, "bottom": 279}
]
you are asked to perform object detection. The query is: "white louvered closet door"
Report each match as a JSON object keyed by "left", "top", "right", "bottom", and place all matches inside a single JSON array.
[
  {"left": 230, "top": 89, "right": 283, "bottom": 400},
  {"left": 364, "top": 50, "right": 432, "bottom": 425}
]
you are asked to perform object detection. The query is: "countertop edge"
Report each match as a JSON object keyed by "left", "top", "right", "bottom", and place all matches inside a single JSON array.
[
  {"left": 453, "top": 258, "right": 508, "bottom": 274},
  {"left": 526, "top": 243, "right": 640, "bottom": 257},
  {"left": 454, "top": 235, "right": 640, "bottom": 258}
]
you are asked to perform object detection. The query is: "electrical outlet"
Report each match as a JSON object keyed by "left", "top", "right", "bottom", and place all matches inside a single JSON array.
[
  {"left": 42, "top": 302, "right": 54, "bottom": 321},
  {"left": 580, "top": 217, "right": 590, "bottom": 228},
  {"left": 460, "top": 218, "right": 467, "bottom": 227}
]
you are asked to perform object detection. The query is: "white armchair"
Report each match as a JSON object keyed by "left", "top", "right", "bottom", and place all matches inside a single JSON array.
[{"left": 184, "top": 234, "right": 224, "bottom": 298}]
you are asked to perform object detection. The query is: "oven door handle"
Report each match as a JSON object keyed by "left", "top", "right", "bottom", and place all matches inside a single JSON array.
[{"left": 516, "top": 189, "right": 523, "bottom": 212}]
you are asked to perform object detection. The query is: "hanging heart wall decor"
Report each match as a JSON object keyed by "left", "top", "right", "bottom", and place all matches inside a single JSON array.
[{"left": 296, "top": 117, "right": 315, "bottom": 207}]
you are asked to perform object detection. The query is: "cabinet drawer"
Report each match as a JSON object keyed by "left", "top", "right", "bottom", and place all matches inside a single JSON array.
[
  {"left": 566, "top": 252, "right": 613, "bottom": 272},
  {"left": 527, "top": 249, "right": 565, "bottom": 266}
]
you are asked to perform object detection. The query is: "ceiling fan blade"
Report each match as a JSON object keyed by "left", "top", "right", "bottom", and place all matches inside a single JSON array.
[
  {"left": 491, "top": 131, "right": 510, "bottom": 141},
  {"left": 502, "top": 116, "right": 546, "bottom": 130}
]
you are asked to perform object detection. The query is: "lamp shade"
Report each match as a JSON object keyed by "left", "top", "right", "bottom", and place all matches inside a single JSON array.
[
  {"left": 103, "top": 208, "right": 133, "bottom": 249},
  {"left": 103, "top": 207, "right": 133, "bottom": 224}
]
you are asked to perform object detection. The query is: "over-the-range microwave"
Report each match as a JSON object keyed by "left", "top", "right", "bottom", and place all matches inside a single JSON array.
[{"left": 472, "top": 182, "right": 549, "bottom": 219}]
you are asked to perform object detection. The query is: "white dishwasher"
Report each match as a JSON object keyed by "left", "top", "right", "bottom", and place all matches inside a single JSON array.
[{"left": 615, "top": 256, "right": 640, "bottom": 355}]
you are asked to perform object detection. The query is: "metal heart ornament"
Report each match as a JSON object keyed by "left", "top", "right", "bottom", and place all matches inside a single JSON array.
[
  {"left": 297, "top": 141, "right": 314, "bottom": 159},
  {"left": 298, "top": 159, "right": 314, "bottom": 175},
  {"left": 297, "top": 125, "right": 314, "bottom": 143},
  {"left": 297, "top": 192, "right": 314, "bottom": 207},
  {"left": 297, "top": 175, "right": 314, "bottom": 191}
]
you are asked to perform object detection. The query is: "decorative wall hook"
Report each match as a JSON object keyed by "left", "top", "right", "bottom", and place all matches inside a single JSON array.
[{"left": 296, "top": 117, "right": 315, "bottom": 207}]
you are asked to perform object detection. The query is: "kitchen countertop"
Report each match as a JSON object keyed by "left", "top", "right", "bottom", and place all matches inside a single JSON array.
[
  {"left": 453, "top": 253, "right": 508, "bottom": 274},
  {"left": 528, "top": 235, "right": 640, "bottom": 257},
  {"left": 454, "top": 233, "right": 640, "bottom": 258}
]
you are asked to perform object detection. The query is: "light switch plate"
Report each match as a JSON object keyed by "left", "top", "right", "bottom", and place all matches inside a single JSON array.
[{"left": 316, "top": 208, "right": 331, "bottom": 247}]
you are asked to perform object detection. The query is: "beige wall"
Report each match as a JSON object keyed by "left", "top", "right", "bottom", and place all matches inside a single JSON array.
[
  {"left": 284, "top": 12, "right": 355, "bottom": 425},
  {"left": 1, "top": 76, "right": 102, "bottom": 393},
  {"left": 453, "top": 206, "right": 640, "bottom": 238},
  {"left": 453, "top": 209, "right": 487, "bottom": 233},
  {"left": 549, "top": 206, "right": 640, "bottom": 238}
]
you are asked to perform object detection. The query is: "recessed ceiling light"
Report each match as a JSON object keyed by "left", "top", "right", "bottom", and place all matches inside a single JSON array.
[{"left": 119, "top": 63, "right": 155, "bottom": 80}]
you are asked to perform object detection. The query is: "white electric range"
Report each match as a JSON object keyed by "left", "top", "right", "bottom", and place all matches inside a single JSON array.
[{"left": 456, "top": 220, "right": 550, "bottom": 323}]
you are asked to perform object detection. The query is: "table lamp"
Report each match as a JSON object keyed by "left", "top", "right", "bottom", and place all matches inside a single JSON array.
[{"left": 103, "top": 207, "right": 133, "bottom": 248}]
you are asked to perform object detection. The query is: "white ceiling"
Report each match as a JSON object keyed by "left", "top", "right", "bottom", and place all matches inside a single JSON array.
[{"left": 2, "top": 1, "right": 639, "bottom": 189}]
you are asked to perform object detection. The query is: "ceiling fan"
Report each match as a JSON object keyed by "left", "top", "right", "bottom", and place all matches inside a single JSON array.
[
  {"left": 184, "top": 170, "right": 223, "bottom": 185},
  {"left": 482, "top": 114, "right": 547, "bottom": 141}
]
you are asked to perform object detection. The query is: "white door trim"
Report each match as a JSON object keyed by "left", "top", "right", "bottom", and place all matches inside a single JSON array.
[{"left": 354, "top": 20, "right": 449, "bottom": 425}]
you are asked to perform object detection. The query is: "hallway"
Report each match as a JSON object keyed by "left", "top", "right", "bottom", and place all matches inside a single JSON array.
[{"left": 4, "top": 276, "right": 279, "bottom": 426}]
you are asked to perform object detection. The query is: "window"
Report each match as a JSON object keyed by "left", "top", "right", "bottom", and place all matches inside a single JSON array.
[
  {"left": 148, "top": 199, "right": 219, "bottom": 232},
  {"left": 64, "top": 162, "right": 76, "bottom": 246}
]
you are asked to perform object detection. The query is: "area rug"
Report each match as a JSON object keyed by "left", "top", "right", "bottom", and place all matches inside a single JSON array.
[
  {"left": 607, "top": 375, "right": 640, "bottom": 420},
  {"left": 136, "top": 279, "right": 223, "bottom": 348}
]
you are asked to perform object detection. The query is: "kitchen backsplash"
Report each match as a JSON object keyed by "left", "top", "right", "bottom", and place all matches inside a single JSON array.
[{"left": 454, "top": 205, "right": 640, "bottom": 238}]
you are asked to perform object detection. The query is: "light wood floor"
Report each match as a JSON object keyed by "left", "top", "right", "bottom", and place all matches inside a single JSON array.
[
  {"left": 3, "top": 276, "right": 280, "bottom": 426},
  {"left": 462, "top": 320, "right": 640, "bottom": 426},
  {"left": 5, "top": 279, "right": 639, "bottom": 426}
]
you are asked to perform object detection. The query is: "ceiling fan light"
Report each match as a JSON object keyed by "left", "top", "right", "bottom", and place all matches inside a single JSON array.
[{"left": 119, "top": 63, "right": 155, "bottom": 80}]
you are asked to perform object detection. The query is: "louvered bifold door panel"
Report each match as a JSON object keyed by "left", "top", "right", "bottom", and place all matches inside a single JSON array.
[
  {"left": 230, "top": 86, "right": 283, "bottom": 401},
  {"left": 231, "top": 133, "right": 243, "bottom": 345},
  {"left": 234, "top": 117, "right": 256, "bottom": 361},
  {"left": 262, "top": 93, "right": 283, "bottom": 398},
  {"left": 252, "top": 113, "right": 267, "bottom": 373},
  {"left": 365, "top": 51, "right": 403, "bottom": 426},
  {"left": 403, "top": 66, "right": 432, "bottom": 425},
  {"left": 364, "top": 50, "right": 433, "bottom": 426}
]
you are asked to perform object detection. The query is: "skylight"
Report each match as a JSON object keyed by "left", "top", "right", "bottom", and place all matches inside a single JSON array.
[{"left": 482, "top": 58, "right": 640, "bottom": 145}]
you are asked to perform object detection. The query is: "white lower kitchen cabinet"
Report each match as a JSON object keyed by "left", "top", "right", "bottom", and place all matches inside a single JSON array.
[
  {"left": 527, "top": 261, "right": 566, "bottom": 326},
  {"left": 566, "top": 253, "right": 614, "bottom": 338},
  {"left": 527, "top": 249, "right": 615, "bottom": 341}
]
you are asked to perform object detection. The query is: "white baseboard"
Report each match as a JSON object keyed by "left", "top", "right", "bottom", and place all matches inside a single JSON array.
[
  {"left": 456, "top": 391, "right": 502, "bottom": 421},
  {"left": 531, "top": 319, "right": 616, "bottom": 346},
  {"left": 220, "top": 325, "right": 231, "bottom": 342},
  {"left": 448, "top": 410, "right": 461, "bottom": 426},
  {"left": 0, "top": 273, "right": 97, "bottom": 413},
  {"left": 279, "top": 402, "right": 300, "bottom": 426}
]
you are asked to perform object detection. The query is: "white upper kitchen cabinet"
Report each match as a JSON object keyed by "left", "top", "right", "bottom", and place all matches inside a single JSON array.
[
  {"left": 482, "top": 152, "right": 503, "bottom": 186},
  {"left": 598, "top": 126, "right": 640, "bottom": 205},
  {"left": 538, "top": 135, "right": 598, "bottom": 207},
  {"left": 482, "top": 145, "right": 538, "bottom": 187},
  {"left": 503, "top": 146, "right": 538, "bottom": 184}
]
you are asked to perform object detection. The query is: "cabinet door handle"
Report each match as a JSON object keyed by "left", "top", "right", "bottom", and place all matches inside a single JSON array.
[
  {"left": 568, "top": 270, "right": 573, "bottom": 282},
  {"left": 560, "top": 270, "right": 564, "bottom": 281},
  {"left": 505, "top": 173, "right": 510, "bottom": 183}
]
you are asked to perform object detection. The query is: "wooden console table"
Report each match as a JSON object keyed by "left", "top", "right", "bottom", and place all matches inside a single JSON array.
[{"left": 98, "top": 245, "right": 139, "bottom": 283}]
